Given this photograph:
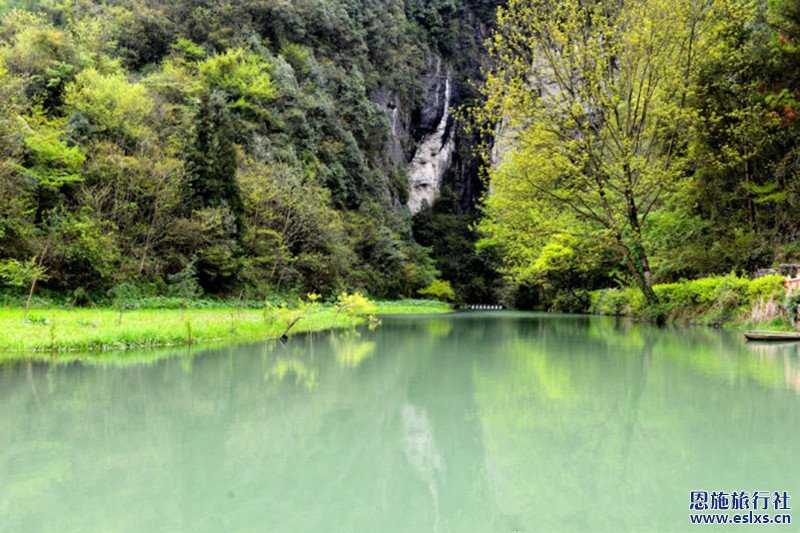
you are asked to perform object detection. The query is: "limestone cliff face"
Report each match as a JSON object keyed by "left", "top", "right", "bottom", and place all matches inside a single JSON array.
[
  {"left": 373, "top": 6, "right": 493, "bottom": 215},
  {"left": 490, "top": 115, "right": 515, "bottom": 170},
  {"left": 407, "top": 61, "right": 455, "bottom": 214},
  {"left": 375, "top": 54, "right": 457, "bottom": 214}
]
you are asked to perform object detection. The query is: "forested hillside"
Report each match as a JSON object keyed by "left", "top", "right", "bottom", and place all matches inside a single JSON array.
[
  {"left": 0, "top": 0, "right": 498, "bottom": 303},
  {"left": 5, "top": 0, "right": 799, "bottom": 314},
  {"left": 475, "top": 0, "right": 800, "bottom": 312}
]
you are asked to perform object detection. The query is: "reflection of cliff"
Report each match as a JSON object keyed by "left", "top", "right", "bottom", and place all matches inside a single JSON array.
[{"left": 401, "top": 404, "right": 444, "bottom": 530}]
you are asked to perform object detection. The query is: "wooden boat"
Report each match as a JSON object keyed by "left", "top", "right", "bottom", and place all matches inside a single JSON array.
[{"left": 744, "top": 330, "right": 800, "bottom": 341}]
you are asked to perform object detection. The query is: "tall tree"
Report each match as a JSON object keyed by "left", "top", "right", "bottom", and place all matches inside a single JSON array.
[
  {"left": 474, "top": 0, "right": 752, "bottom": 305},
  {"left": 186, "top": 90, "right": 243, "bottom": 233}
]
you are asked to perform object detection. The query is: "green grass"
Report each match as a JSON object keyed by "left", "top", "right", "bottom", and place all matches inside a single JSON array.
[
  {"left": 739, "top": 316, "right": 796, "bottom": 332},
  {"left": 0, "top": 300, "right": 451, "bottom": 354},
  {"left": 373, "top": 299, "right": 452, "bottom": 315}
]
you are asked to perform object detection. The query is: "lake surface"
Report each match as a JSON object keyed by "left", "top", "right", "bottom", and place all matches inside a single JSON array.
[{"left": 2, "top": 312, "right": 800, "bottom": 532}]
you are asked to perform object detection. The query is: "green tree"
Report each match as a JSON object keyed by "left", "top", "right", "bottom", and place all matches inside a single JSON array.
[
  {"left": 186, "top": 91, "right": 243, "bottom": 233},
  {"left": 65, "top": 68, "right": 153, "bottom": 142},
  {"left": 418, "top": 279, "right": 456, "bottom": 302},
  {"left": 20, "top": 111, "right": 84, "bottom": 187},
  {"left": 198, "top": 48, "right": 277, "bottom": 116},
  {"left": 474, "top": 0, "right": 752, "bottom": 306}
]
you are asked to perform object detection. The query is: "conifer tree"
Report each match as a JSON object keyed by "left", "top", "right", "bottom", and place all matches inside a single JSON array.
[{"left": 186, "top": 91, "right": 243, "bottom": 234}]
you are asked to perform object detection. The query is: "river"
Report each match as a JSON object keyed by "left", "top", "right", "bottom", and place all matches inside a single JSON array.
[{"left": 1, "top": 312, "right": 799, "bottom": 532}]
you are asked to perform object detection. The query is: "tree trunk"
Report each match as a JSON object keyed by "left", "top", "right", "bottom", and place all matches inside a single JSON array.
[
  {"left": 743, "top": 143, "right": 756, "bottom": 229},
  {"left": 625, "top": 240, "right": 659, "bottom": 306},
  {"left": 23, "top": 246, "right": 48, "bottom": 323},
  {"left": 623, "top": 191, "right": 658, "bottom": 306}
]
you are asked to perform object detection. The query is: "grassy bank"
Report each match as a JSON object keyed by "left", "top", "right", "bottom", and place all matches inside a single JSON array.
[
  {"left": 0, "top": 299, "right": 451, "bottom": 353},
  {"left": 373, "top": 299, "right": 452, "bottom": 315},
  {"left": 589, "top": 274, "right": 789, "bottom": 328}
]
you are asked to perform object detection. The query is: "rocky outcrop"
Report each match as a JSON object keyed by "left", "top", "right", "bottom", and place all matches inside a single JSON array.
[
  {"left": 490, "top": 115, "right": 512, "bottom": 169},
  {"left": 374, "top": 54, "right": 458, "bottom": 214},
  {"left": 404, "top": 56, "right": 456, "bottom": 213},
  {"left": 407, "top": 74, "right": 455, "bottom": 214}
]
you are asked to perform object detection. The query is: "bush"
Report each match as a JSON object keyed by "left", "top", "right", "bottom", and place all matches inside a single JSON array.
[
  {"left": 590, "top": 287, "right": 643, "bottom": 316},
  {"left": 590, "top": 274, "right": 786, "bottom": 325},
  {"left": 418, "top": 279, "right": 456, "bottom": 302},
  {"left": 551, "top": 290, "right": 590, "bottom": 313}
]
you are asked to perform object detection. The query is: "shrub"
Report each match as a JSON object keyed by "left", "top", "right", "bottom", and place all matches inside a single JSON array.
[
  {"left": 65, "top": 69, "right": 153, "bottom": 141},
  {"left": 198, "top": 49, "right": 277, "bottom": 114},
  {"left": 334, "top": 292, "right": 377, "bottom": 316},
  {"left": 551, "top": 290, "right": 590, "bottom": 313},
  {"left": 590, "top": 274, "right": 786, "bottom": 325},
  {"left": 418, "top": 279, "right": 456, "bottom": 302},
  {"left": 746, "top": 275, "right": 786, "bottom": 302}
]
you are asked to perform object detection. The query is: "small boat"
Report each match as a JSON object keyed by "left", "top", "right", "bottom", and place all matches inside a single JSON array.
[{"left": 744, "top": 331, "right": 800, "bottom": 342}]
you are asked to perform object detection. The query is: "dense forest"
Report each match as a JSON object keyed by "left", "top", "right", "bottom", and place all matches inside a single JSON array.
[
  {"left": 474, "top": 0, "right": 800, "bottom": 312},
  {"left": 0, "top": 0, "right": 498, "bottom": 304},
  {"left": 2, "top": 0, "right": 800, "bottom": 312}
]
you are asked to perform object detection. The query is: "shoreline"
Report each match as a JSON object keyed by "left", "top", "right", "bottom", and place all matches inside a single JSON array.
[{"left": 0, "top": 300, "right": 452, "bottom": 355}]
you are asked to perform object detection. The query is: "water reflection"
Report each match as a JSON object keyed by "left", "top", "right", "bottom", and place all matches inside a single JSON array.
[
  {"left": 266, "top": 357, "right": 318, "bottom": 391},
  {"left": 745, "top": 341, "right": 800, "bottom": 395},
  {"left": 330, "top": 331, "right": 376, "bottom": 369},
  {"left": 401, "top": 404, "right": 444, "bottom": 531},
  {"left": 0, "top": 314, "right": 798, "bottom": 532}
]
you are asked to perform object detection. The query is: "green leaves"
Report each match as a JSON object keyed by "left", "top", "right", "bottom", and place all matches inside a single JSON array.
[
  {"left": 475, "top": 0, "right": 760, "bottom": 305},
  {"left": 0, "top": 257, "right": 47, "bottom": 288},
  {"left": 22, "top": 119, "right": 84, "bottom": 187},
  {"left": 418, "top": 279, "right": 456, "bottom": 302},
  {"left": 65, "top": 69, "right": 153, "bottom": 141},
  {"left": 198, "top": 49, "right": 278, "bottom": 114}
]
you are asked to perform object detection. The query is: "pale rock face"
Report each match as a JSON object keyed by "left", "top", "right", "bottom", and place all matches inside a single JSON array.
[
  {"left": 374, "top": 54, "right": 458, "bottom": 213},
  {"left": 490, "top": 114, "right": 515, "bottom": 170},
  {"left": 407, "top": 76, "right": 455, "bottom": 214}
]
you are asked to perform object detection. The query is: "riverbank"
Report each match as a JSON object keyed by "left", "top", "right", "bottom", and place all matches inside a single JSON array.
[
  {"left": 588, "top": 274, "right": 790, "bottom": 329},
  {"left": 0, "top": 300, "right": 451, "bottom": 353}
]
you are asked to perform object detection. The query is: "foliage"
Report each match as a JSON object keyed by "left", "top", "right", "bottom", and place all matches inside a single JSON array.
[
  {"left": 65, "top": 68, "right": 153, "bottom": 141},
  {"left": 473, "top": 0, "right": 754, "bottom": 307},
  {"left": 238, "top": 158, "right": 353, "bottom": 293},
  {"left": 590, "top": 274, "right": 786, "bottom": 326},
  {"left": 107, "top": 281, "right": 139, "bottom": 324},
  {"left": 0, "top": 0, "right": 493, "bottom": 301},
  {"left": 0, "top": 256, "right": 46, "bottom": 287},
  {"left": 21, "top": 112, "right": 84, "bottom": 186},
  {"left": 335, "top": 292, "right": 377, "bottom": 317},
  {"left": 418, "top": 279, "right": 456, "bottom": 302},
  {"left": 412, "top": 194, "right": 500, "bottom": 303},
  {"left": 185, "top": 91, "right": 242, "bottom": 233},
  {"left": 167, "top": 257, "right": 201, "bottom": 300},
  {"left": 198, "top": 49, "right": 277, "bottom": 114}
]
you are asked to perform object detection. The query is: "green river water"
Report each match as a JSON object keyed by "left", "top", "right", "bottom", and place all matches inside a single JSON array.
[{"left": 1, "top": 312, "right": 800, "bottom": 532}]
